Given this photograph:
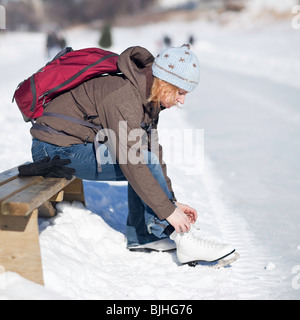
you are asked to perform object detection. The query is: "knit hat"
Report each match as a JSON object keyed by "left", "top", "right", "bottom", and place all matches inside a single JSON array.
[{"left": 152, "top": 44, "right": 200, "bottom": 92}]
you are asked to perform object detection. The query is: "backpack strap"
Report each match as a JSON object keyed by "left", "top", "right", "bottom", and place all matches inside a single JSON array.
[
  {"left": 43, "top": 112, "right": 103, "bottom": 130},
  {"left": 31, "top": 122, "right": 66, "bottom": 135},
  {"left": 31, "top": 112, "right": 103, "bottom": 137}
]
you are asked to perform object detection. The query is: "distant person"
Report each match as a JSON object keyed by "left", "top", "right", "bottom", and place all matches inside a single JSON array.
[
  {"left": 163, "top": 35, "right": 172, "bottom": 47},
  {"left": 188, "top": 35, "right": 195, "bottom": 46},
  {"left": 46, "top": 31, "right": 66, "bottom": 58}
]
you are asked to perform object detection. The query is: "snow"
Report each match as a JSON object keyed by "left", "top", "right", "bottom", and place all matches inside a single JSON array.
[{"left": 1, "top": 7, "right": 300, "bottom": 300}]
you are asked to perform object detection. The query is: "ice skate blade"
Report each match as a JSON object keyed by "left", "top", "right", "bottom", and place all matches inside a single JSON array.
[
  {"left": 128, "top": 247, "right": 176, "bottom": 253},
  {"left": 127, "top": 238, "right": 176, "bottom": 252},
  {"left": 185, "top": 251, "right": 240, "bottom": 269}
]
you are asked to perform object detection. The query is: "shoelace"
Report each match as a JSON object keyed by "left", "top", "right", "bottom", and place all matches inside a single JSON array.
[{"left": 184, "top": 233, "right": 221, "bottom": 249}]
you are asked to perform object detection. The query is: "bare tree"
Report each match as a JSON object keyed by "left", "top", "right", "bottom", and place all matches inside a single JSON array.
[{"left": 3, "top": 0, "right": 157, "bottom": 30}]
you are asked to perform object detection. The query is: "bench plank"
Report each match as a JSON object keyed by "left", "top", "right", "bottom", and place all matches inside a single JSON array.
[
  {"left": 0, "top": 166, "right": 19, "bottom": 186},
  {"left": 0, "top": 163, "right": 32, "bottom": 186},
  {"left": 0, "top": 176, "right": 44, "bottom": 209},
  {"left": 1, "top": 177, "right": 76, "bottom": 216}
]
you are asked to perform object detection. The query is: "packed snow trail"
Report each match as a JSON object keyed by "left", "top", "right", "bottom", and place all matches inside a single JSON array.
[
  {"left": 188, "top": 64, "right": 300, "bottom": 298},
  {"left": 158, "top": 107, "right": 281, "bottom": 299}
]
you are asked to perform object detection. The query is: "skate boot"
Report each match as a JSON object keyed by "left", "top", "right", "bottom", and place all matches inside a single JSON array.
[{"left": 170, "top": 228, "right": 236, "bottom": 266}]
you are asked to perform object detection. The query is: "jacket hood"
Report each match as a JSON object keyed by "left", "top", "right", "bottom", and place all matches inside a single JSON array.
[{"left": 117, "top": 46, "right": 154, "bottom": 107}]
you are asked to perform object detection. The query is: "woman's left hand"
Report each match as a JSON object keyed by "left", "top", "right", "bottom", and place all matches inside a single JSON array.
[{"left": 174, "top": 202, "right": 198, "bottom": 224}]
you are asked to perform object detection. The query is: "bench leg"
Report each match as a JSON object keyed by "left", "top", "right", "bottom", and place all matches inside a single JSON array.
[
  {"left": 0, "top": 209, "right": 44, "bottom": 286},
  {"left": 38, "top": 201, "right": 56, "bottom": 218},
  {"left": 62, "top": 178, "right": 85, "bottom": 205}
]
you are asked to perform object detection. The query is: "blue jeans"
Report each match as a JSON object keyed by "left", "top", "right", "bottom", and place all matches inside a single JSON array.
[{"left": 31, "top": 138, "right": 174, "bottom": 246}]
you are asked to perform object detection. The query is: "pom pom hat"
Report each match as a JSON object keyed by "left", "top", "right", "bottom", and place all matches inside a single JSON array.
[{"left": 152, "top": 44, "right": 200, "bottom": 92}]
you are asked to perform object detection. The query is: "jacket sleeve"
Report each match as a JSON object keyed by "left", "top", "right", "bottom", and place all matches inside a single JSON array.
[
  {"left": 158, "top": 143, "right": 177, "bottom": 202},
  {"left": 101, "top": 86, "right": 176, "bottom": 221},
  {"left": 150, "top": 127, "right": 177, "bottom": 202}
]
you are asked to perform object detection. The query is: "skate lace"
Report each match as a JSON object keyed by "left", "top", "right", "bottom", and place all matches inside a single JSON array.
[{"left": 186, "top": 233, "right": 220, "bottom": 248}]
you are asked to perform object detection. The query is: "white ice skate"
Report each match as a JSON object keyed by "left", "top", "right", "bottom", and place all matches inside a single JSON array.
[{"left": 170, "top": 228, "right": 238, "bottom": 268}]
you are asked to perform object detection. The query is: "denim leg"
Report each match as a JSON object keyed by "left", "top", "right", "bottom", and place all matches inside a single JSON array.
[
  {"left": 126, "top": 150, "right": 174, "bottom": 246},
  {"left": 31, "top": 138, "right": 125, "bottom": 181},
  {"left": 126, "top": 184, "right": 160, "bottom": 246},
  {"left": 141, "top": 150, "right": 174, "bottom": 240},
  {"left": 31, "top": 139, "right": 174, "bottom": 246}
]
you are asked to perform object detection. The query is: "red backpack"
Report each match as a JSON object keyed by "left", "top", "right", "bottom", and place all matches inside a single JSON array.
[{"left": 13, "top": 47, "right": 119, "bottom": 122}]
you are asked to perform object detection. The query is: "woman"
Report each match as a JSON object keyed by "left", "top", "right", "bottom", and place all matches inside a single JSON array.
[{"left": 29, "top": 44, "right": 235, "bottom": 265}]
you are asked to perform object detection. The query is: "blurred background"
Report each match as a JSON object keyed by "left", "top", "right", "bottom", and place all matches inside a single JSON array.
[
  {"left": 1, "top": 1, "right": 299, "bottom": 63},
  {"left": 1, "top": 0, "right": 299, "bottom": 44},
  {"left": 0, "top": 0, "right": 299, "bottom": 31}
]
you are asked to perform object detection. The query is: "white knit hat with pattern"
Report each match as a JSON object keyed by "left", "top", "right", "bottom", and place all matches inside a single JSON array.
[{"left": 152, "top": 44, "right": 200, "bottom": 92}]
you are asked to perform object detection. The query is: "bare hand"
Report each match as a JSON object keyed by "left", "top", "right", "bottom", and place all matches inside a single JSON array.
[
  {"left": 167, "top": 207, "right": 191, "bottom": 233},
  {"left": 175, "top": 202, "right": 198, "bottom": 224}
]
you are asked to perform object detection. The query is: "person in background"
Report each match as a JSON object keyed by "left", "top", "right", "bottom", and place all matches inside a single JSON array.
[{"left": 46, "top": 30, "right": 66, "bottom": 58}]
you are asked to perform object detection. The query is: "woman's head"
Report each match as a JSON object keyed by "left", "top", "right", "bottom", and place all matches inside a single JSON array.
[
  {"left": 152, "top": 44, "right": 200, "bottom": 94},
  {"left": 148, "top": 77, "right": 188, "bottom": 109}
]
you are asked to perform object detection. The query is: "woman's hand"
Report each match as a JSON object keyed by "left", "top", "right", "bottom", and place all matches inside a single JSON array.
[
  {"left": 166, "top": 203, "right": 198, "bottom": 233},
  {"left": 166, "top": 207, "right": 191, "bottom": 233},
  {"left": 175, "top": 202, "right": 198, "bottom": 224}
]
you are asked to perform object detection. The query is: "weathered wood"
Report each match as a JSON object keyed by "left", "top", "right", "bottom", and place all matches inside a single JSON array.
[
  {"left": 1, "top": 177, "right": 76, "bottom": 216},
  {"left": 0, "top": 165, "right": 85, "bottom": 286},
  {"left": 0, "top": 163, "right": 31, "bottom": 187},
  {"left": 38, "top": 201, "right": 56, "bottom": 218},
  {"left": 0, "top": 166, "right": 19, "bottom": 186},
  {"left": 0, "top": 209, "right": 44, "bottom": 285},
  {"left": 0, "top": 176, "right": 44, "bottom": 213},
  {"left": 49, "top": 190, "right": 64, "bottom": 202},
  {"left": 62, "top": 178, "right": 85, "bottom": 205}
]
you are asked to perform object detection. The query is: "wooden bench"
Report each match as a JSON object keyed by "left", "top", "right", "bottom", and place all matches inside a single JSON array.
[{"left": 0, "top": 165, "right": 85, "bottom": 286}]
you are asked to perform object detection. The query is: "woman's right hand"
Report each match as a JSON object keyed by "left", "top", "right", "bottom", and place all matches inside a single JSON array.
[{"left": 166, "top": 207, "right": 192, "bottom": 233}]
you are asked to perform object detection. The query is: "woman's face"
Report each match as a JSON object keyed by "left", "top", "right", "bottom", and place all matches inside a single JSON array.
[{"left": 160, "top": 88, "right": 188, "bottom": 109}]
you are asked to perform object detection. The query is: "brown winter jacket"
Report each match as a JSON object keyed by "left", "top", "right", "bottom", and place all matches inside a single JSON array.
[{"left": 31, "top": 46, "right": 176, "bottom": 220}]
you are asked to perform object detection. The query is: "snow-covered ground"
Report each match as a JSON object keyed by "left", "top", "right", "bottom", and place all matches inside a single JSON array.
[{"left": 0, "top": 6, "right": 300, "bottom": 300}]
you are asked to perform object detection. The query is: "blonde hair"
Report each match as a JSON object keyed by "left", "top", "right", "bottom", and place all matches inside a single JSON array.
[{"left": 148, "top": 77, "right": 179, "bottom": 108}]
